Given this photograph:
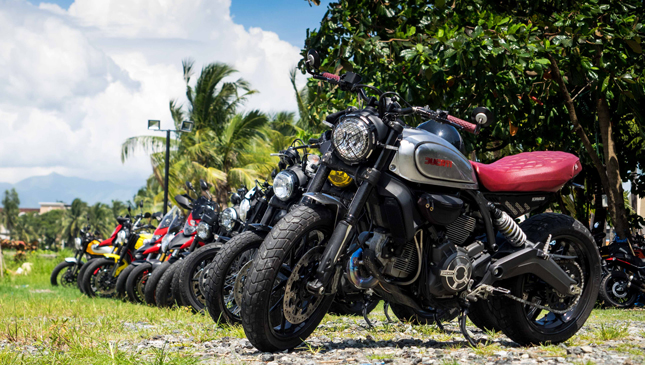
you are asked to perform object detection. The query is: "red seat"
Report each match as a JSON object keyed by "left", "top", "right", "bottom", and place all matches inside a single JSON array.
[{"left": 471, "top": 151, "right": 581, "bottom": 192}]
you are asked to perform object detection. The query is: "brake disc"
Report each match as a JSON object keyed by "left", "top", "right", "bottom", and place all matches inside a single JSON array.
[
  {"left": 233, "top": 260, "right": 254, "bottom": 308},
  {"left": 283, "top": 246, "right": 325, "bottom": 324}
]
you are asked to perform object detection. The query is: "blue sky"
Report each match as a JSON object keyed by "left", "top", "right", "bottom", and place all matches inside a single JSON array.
[{"left": 30, "top": 0, "right": 330, "bottom": 47}]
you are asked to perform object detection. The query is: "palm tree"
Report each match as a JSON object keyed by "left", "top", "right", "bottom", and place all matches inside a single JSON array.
[
  {"left": 87, "top": 203, "right": 114, "bottom": 238},
  {"left": 61, "top": 199, "right": 87, "bottom": 246}
]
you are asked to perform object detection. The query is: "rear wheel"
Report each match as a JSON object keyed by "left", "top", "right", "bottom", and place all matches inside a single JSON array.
[
  {"left": 599, "top": 271, "right": 638, "bottom": 308},
  {"left": 178, "top": 245, "right": 221, "bottom": 313},
  {"left": 241, "top": 205, "right": 336, "bottom": 352},
  {"left": 205, "top": 231, "right": 264, "bottom": 325},
  {"left": 155, "top": 261, "right": 180, "bottom": 307},
  {"left": 51, "top": 261, "right": 78, "bottom": 288},
  {"left": 115, "top": 264, "right": 135, "bottom": 300},
  {"left": 126, "top": 263, "right": 153, "bottom": 303},
  {"left": 144, "top": 261, "right": 170, "bottom": 305},
  {"left": 489, "top": 213, "right": 600, "bottom": 345},
  {"left": 82, "top": 258, "right": 119, "bottom": 298},
  {"left": 171, "top": 259, "right": 186, "bottom": 307}
]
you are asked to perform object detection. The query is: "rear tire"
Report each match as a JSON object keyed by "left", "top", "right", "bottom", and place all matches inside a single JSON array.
[
  {"left": 205, "top": 231, "right": 264, "bottom": 325},
  {"left": 171, "top": 259, "right": 186, "bottom": 307},
  {"left": 145, "top": 261, "right": 170, "bottom": 305},
  {"left": 241, "top": 205, "right": 336, "bottom": 352},
  {"left": 115, "top": 264, "right": 135, "bottom": 300},
  {"left": 155, "top": 261, "right": 180, "bottom": 307},
  {"left": 178, "top": 244, "right": 221, "bottom": 313},
  {"left": 126, "top": 263, "right": 153, "bottom": 303},
  {"left": 50, "top": 261, "right": 77, "bottom": 287},
  {"left": 489, "top": 213, "right": 600, "bottom": 345}
]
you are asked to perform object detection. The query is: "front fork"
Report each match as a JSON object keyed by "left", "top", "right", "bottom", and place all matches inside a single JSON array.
[{"left": 307, "top": 125, "right": 401, "bottom": 295}]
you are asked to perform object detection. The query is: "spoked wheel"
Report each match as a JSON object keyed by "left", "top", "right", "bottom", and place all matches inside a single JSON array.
[
  {"left": 241, "top": 205, "right": 336, "bottom": 352},
  {"left": 83, "top": 258, "right": 119, "bottom": 298},
  {"left": 206, "top": 231, "right": 263, "bottom": 324},
  {"left": 489, "top": 213, "right": 601, "bottom": 345},
  {"left": 599, "top": 271, "right": 638, "bottom": 308},
  {"left": 51, "top": 261, "right": 78, "bottom": 288}
]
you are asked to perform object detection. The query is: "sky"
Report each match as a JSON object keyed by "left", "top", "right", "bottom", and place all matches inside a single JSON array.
[{"left": 0, "top": 0, "right": 329, "bottom": 186}]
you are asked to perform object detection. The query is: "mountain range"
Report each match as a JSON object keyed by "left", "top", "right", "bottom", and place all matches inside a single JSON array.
[{"left": 0, "top": 173, "right": 143, "bottom": 208}]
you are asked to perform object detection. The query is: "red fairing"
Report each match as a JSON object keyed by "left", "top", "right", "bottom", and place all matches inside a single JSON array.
[
  {"left": 180, "top": 237, "right": 194, "bottom": 250},
  {"left": 143, "top": 244, "right": 161, "bottom": 255},
  {"left": 153, "top": 226, "right": 168, "bottom": 237},
  {"left": 471, "top": 151, "right": 582, "bottom": 192},
  {"left": 99, "top": 224, "right": 122, "bottom": 246}
]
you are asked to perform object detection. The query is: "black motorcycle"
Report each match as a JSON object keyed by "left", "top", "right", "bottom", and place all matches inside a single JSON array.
[
  {"left": 240, "top": 49, "right": 600, "bottom": 352},
  {"left": 599, "top": 234, "right": 645, "bottom": 308},
  {"left": 50, "top": 226, "right": 105, "bottom": 288}
]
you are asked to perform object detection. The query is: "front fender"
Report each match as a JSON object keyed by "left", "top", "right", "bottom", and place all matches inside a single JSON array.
[
  {"left": 103, "top": 253, "right": 120, "bottom": 262},
  {"left": 64, "top": 257, "right": 81, "bottom": 264},
  {"left": 301, "top": 192, "right": 347, "bottom": 224}
]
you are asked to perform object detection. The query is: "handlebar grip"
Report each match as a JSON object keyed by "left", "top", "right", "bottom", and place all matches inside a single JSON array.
[
  {"left": 446, "top": 115, "right": 479, "bottom": 134},
  {"left": 321, "top": 72, "right": 341, "bottom": 83}
]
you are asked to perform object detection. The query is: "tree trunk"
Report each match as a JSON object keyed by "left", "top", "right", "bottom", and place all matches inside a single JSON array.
[
  {"left": 596, "top": 97, "right": 629, "bottom": 239},
  {"left": 546, "top": 54, "right": 626, "bottom": 236}
]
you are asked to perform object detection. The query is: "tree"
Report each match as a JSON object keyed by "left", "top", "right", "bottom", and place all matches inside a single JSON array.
[
  {"left": 303, "top": 0, "right": 644, "bottom": 238},
  {"left": 2, "top": 189, "right": 20, "bottom": 239},
  {"left": 61, "top": 198, "right": 87, "bottom": 245}
]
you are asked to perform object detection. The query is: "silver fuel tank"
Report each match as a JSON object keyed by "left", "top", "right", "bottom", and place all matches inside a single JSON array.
[{"left": 388, "top": 128, "right": 478, "bottom": 190}]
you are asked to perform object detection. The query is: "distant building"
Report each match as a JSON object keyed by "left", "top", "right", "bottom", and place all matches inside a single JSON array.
[
  {"left": 0, "top": 202, "right": 69, "bottom": 240},
  {"left": 38, "top": 202, "right": 68, "bottom": 214}
]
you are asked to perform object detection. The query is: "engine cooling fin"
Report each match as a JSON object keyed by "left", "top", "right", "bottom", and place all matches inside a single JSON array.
[{"left": 445, "top": 215, "right": 476, "bottom": 245}]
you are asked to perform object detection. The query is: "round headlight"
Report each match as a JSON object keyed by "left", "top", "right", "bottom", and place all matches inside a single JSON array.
[
  {"left": 332, "top": 116, "right": 375, "bottom": 163},
  {"left": 274, "top": 171, "right": 296, "bottom": 201},
  {"left": 239, "top": 199, "right": 251, "bottom": 222},
  {"left": 197, "top": 222, "right": 211, "bottom": 240},
  {"left": 219, "top": 207, "right": 238, "bottom": 231},
  {"left": 116, "top": 230, "right": 127, "bottom": 244},
  {"left": 161, "top": 232, "right": 175, "bottom": 253},
  {"left": 74, "top": 237, "right": 82, "bottom": 250}
]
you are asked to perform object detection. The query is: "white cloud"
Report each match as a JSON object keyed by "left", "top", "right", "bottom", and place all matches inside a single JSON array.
[{"left": 0, "top": 0, "right": 304, "bottom": 186}]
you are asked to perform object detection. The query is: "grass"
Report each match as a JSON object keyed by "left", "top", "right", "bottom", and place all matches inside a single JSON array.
[{"left": 593, "top": 323, "right": 629, "bottom": 341}]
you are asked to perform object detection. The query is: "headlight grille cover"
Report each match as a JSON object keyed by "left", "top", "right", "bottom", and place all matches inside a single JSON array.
[{"left": 332, "top": 116, "right": 374, "bottom": 163}]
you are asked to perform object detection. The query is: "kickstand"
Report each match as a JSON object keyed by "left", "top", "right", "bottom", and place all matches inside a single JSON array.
[
  {"left": 383, "top": 302, "right": 394, "bottom": 323},
  {"left": 433, "top": 313, "right": 445, "bottom": 332},
  {"left": 459, "top": 309, "right": 477, "bottom": 347},
  {"left": 362, "top": 304, "right": 374, "bottom": 329}
]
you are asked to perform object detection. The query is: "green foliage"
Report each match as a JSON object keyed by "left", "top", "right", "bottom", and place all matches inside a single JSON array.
[
  {"left": 2, "top": 188, "right": 20, "bottom": 237},
  {"left": 302, "top": 0, "right": 644, "bottom": 176}
]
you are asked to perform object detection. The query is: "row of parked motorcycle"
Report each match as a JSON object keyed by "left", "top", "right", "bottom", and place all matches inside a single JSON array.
[
  {"left": 51, "top": 142, "right": 375, "bottom": 324},
  {"left": 46, "top": 48, "right": 643, "bottom": 352}
]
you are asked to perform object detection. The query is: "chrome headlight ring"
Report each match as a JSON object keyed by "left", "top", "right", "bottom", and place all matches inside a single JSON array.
[
  {"left": 331, "top": 116, "right": 376, "bottom": 164},
  {"left": 74, "top": 237, "right": 82, "bottom": 250},
  {"left": 116, "top": 230, "right": 127, "bottom": 244},
  {"left": 273, "top": 170, "right": 297, "bottom": 201},
  {"left": 239, "top": 199, "right": 251, "bottom": 222},
  {"left": 219, "top": 207, "right": 238, "bottom": 232},
  {"left": 197, "top": 222, "right": 211, "bottom": 240}
]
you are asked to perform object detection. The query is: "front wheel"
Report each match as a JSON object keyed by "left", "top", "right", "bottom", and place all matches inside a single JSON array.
[
  {"left": 82, "top": 258, "right": 119, "bottom": 298},
  {"left": 126, "top": 263, "right": 153, "bottom": 303},
  {"left": 489, "top": 213, "right": 601, "bottom": 346},
  {"left": 205, "top": 231, "right": 265, "bottom": 325},
  {"left": 155, "top": 261, "right": 180, "bottom": 307},
  {"left": 115, "top": 264, "right": 136, "bottom": 300},
  {"left": 599, "top": 271, "right": 638, "bottom": 308},
  {"left": 50, "top": 261, "right": 78, "bottom": 287},
  {"left": 178, "top": 245, "right": 221, "bottom": 313},
  {"left": 241, "top": 205, "right": 336, "bottom": 352}
]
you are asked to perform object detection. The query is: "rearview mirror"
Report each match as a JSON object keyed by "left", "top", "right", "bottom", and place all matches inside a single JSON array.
[
  {"left": 144, "top": 212, "right": 151, "bottom": 218},
  {"left": 271, "top": 169, "right": 277, "bottom": 179},
  {"left": 471, "top": 107, "right": 495, "bottom": 128},
  {"left": 200, "top": 179, "right": 209, "bottom": 191},
  {"left": 306, "top": 49, "right": 320, "bottom": 70}
]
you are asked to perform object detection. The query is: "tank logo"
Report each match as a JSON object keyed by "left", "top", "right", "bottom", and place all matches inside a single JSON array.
[
  {"left": 424, "top": 157, "right": 453, "bottom": 167},
  {"left": 532, "top": 197, "right": 546, "bottom": 202}
]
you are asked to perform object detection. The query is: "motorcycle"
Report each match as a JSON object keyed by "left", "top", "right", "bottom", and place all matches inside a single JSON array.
[
  {"left": 239, "top": 49, "right": 601, "bottom": 351},
  {"left": 204, "top": 142, "right": 377, "bottom": 324},
  {"left": 123, "top": 207, "right": 182, "bottom": 303},
  {"left": 50, "top": 226, "right": 109, "bottom": 288},
  {"left": 599, "top": 233, "right": 645, "bottom": 308},
  {"left": 81, "top": 202, "right": 155, "bottom": 298}
]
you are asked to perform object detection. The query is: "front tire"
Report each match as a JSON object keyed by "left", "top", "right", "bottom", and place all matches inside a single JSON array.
[
  {"left": 82, "top": 258, "right": 119, "bottom": 298},
  {"left": 51, "top": 261, "right": 78, "bottom": 287},
  {"left": 205, "top": 231, "right": 264, "bottom": 325},
  {"left": 599, "top": 271, "right": 638, "bottom": 308},
  {"left": 126, "top": 263, "right": 153, "bottom": 303},
  {"left": 155, "top": 261, "right": 180, "bottom": 307},
  {"left": 144, "top": 261, "right": 170, "bottom": 305},
  {"left": 489, "top": 213, "right": 601, "bottom": 345},
  {"left": 115, "top": 264, "right": 136, "bottom": 300},
  {"left": 178, "top": 244, "right": 222, "bottom": 313},
  {"left": 241, "top": 205, "right": 336, "bottom": 352}
]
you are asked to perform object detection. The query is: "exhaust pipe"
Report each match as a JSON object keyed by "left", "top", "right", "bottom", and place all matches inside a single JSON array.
[{"left": 347, "top": 248, "right": 378, "bottom": 289}]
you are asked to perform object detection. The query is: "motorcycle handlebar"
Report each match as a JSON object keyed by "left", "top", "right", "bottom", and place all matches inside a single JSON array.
[
  {"left": 321, "top": 72, "right": 340, "bottom": 83},
  {"left": 393, "top": 107, "right": 479, "bottom": 135}
]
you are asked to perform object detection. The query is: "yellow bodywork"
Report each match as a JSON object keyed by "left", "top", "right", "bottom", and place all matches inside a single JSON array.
[
  {"left": 328, "top": 170, "right": 353, "bottom": 188},
  {"left": 135, "top": 234, "right": 152, "bottom": 249},
  {"left": 86, "top": 240, "right": 110, "bottom": 255}
]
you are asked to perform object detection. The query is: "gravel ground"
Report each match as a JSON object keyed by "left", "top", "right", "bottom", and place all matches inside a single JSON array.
[{"left": 4, "top": 309, "right": 644, "bottom": 365}]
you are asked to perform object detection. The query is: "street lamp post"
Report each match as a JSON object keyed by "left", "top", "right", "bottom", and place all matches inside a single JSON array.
[{"left": 148, "top": 119, "right": 194, "bottom": 215}]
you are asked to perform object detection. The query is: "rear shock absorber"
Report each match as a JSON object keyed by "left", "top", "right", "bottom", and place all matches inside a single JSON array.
[{"left": 487, "top": 203, "right": 526, "bottom": 247}]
